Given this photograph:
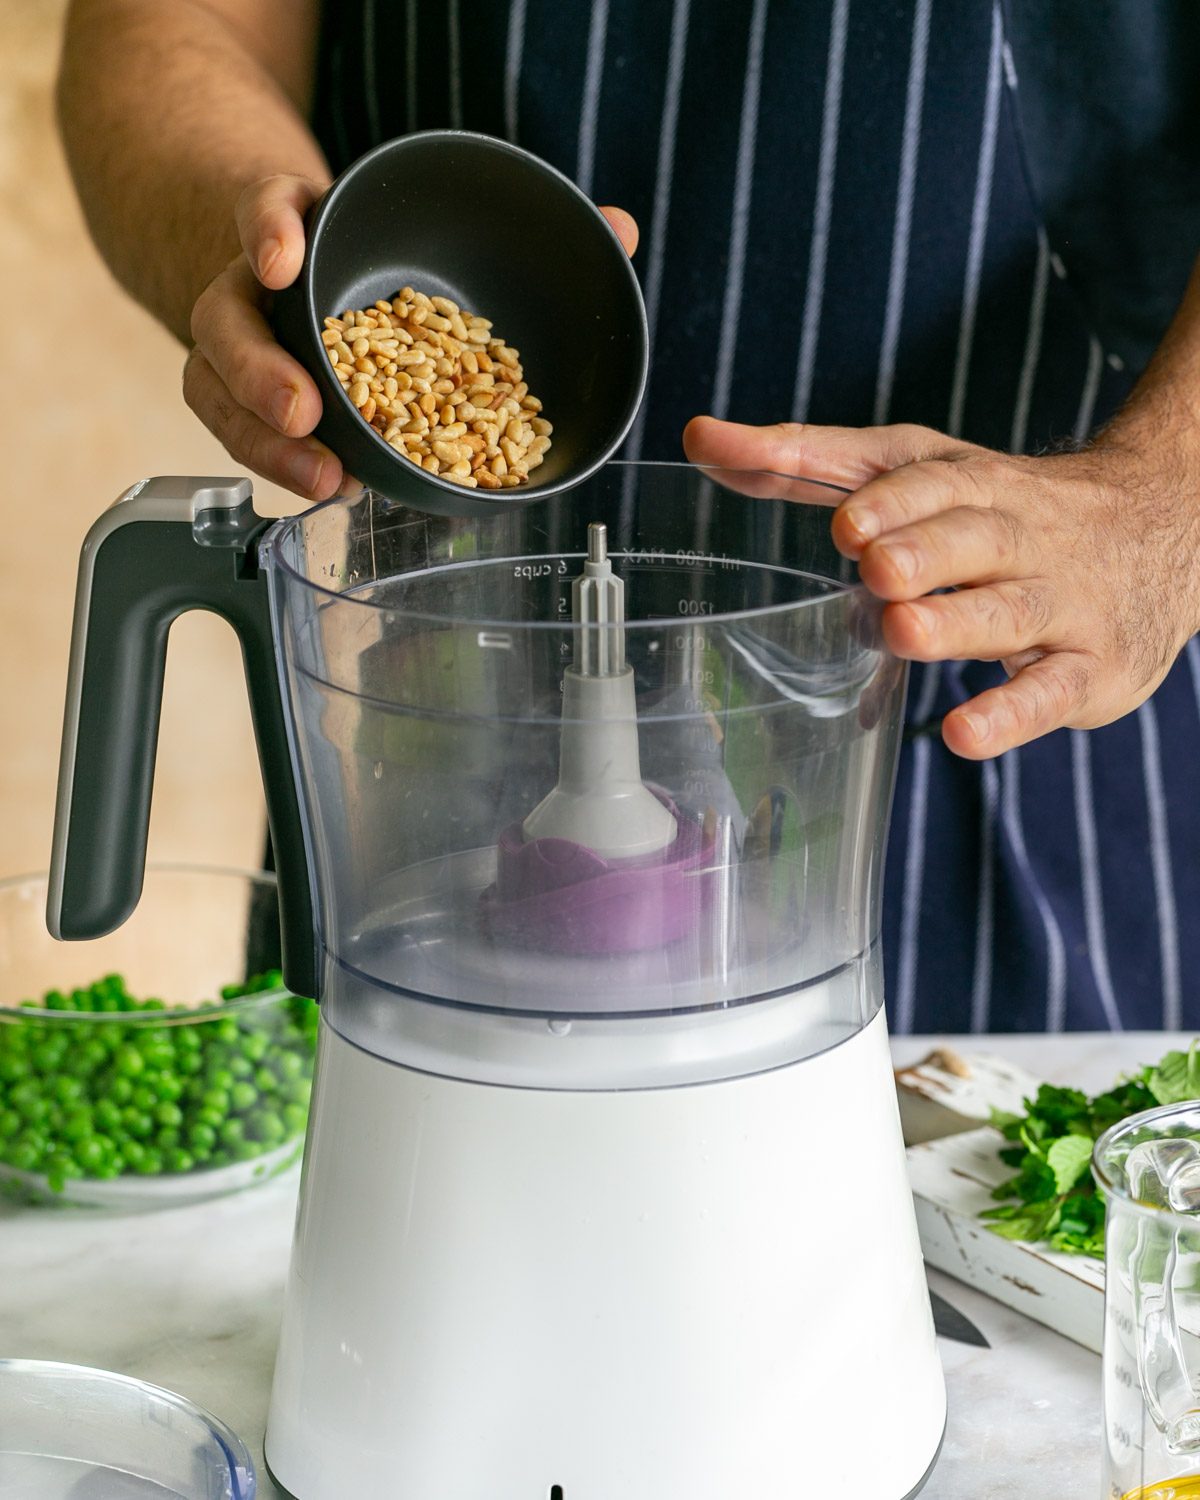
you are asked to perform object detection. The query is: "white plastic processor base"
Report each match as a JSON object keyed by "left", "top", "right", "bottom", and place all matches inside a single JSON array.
[{"left": 264, "top": 1001, "right": 945, "bottom": 1499}]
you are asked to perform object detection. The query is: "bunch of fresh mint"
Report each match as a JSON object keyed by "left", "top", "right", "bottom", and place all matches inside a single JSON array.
[{"left": 983, "top": 1044, "right": 1200, "bottom": 1258}]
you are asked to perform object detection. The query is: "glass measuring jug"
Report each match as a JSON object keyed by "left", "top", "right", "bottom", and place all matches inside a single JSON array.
[{"left": 1096, "top": 1100, "right": 1200, "bottom": 1500}]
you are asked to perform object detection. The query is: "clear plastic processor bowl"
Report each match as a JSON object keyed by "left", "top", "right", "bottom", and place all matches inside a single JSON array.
[
  {"left": 0, "top": 1358, "right": 255, "bottom": 1499},
  {"left": 0, "top": 865, "right": 315, "bottom": 1209}
]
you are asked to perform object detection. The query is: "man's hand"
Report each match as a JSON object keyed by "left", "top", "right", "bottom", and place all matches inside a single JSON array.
[
  {"left": 684, "top": 415, "right": 1200, "bottom": 760},
  {"left": 184, "top": 175, "right": 342, "bottom": 502}
]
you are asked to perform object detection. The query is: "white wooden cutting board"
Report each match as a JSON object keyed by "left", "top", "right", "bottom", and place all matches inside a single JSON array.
[{"left": 898, "top": 1051, "right": 1107, "bottom": 1353}]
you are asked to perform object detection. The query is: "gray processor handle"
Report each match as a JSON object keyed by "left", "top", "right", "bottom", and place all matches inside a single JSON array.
[{"left": 47, "top": 477, "right": 318, "bottom": 1000}]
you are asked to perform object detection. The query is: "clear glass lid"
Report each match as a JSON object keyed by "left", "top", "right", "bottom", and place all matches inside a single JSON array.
[
  {"left": 0, "top": 1359, "right": 255, "bottom": 1499},
  {"left": 265, "top": 463, "right": 906, "bottom": 1080}
]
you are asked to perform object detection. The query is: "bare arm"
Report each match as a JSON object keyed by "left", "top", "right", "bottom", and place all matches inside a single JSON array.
[
  {"left": 57, "top": 0, "right": 343, "bottom": 498},
  {"left": 57, "top": 0, "right": 640, "bottom": 501},
  {"left": 59, "top": 0, "right": 327, "bottom": 341}
]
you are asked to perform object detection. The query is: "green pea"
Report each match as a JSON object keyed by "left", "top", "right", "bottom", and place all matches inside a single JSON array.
[
  {"left": 62, "top": 1109, "right": 94, "bottom": 1143},
  {"left": 54, "top": 1077, "right": 84, "bottom": 1109},
  {"left": 229, "top": 1082, "right": 257, "bottom": 1113},
  {"left": 35, "top": 1042, "right": 67, "bottom": 1074},
  {"left": 114, "top": 1046, "right": 145, "bottom": 1078},
  {"left": 248, "top": 1110, "right": 286, "bottom": 1145},
  {"left": 7, "top": 1140, "right": 40, "bottom": 1172},
  {"left": 286, "top": 1079, "right": 312, "bottom": 1108},
  {"left": 164, "top": 1148, "right": 194, "bottom": 1174},
  {"left": 154, "top": 1102, "right": 183, "bottom": 1129},
  {"left": 121, "top": 1108, "right": 154, "bottom": 1140},
  {"left": 150, "top": 1075, "right": 184, "bottom": 1103},
  {"left": 109, "top": 1077, "right": 134, "bottom": 1105},
  {"left": 131, "top": 1148, "right": 163, "bottom": 1176},
  {"left": 219, "top": 1119, "right": 245, "bottom": 1148},
  {"left": 157, "top": 1128, "right": 181, "bottom": 1151},
  {"left": 94, "top": 1099, "right": 122, "bottom": 1132},
  {"left": 281, "top": 1103, "right": 308, "bottom": 1136},
  {"left": 253, "top": 1067, "right": 278, "bottom": 1094},
  {"left": 275, "top": 1051, "right": 304, "bottom": 1081},
  {"left": 0, "top": 1055, "right": 25, "bottom": 1084},
  {"left": 0, "top": 1109, "right": 22, "bottom": 1139},
  {"left": 205, "top": 1067, "right": 235, "bottom": 1092},
  {"left": 121, "top": 1140, "right": 146, "bottom": 1169},
  {"left": 202, "top": 1088, "right": 231, "bottom": 1115},
  {"left": 132, "top": 1085, "right": 158, "bottom": 1113},
  {"left": 234, "top": 1140, "right": 263, "bottom": 1162},
  {"left": 11, "top": 1085, "right": 48, "bottom": 1122},
  {"left": 188, "top": 1122, "right": 217, "bottom": 1156},
  {"left": 227, "top": 1056, "right": 254, "bottom": 1079},
  {"left": 76, "top": 1039, "right": 109, "bottom": 1074},
  {"left": 44, "top": 1152, "right": 81, "bottom": 1184},
  {"left": 195, "top": 1107, "right": 225, "bottom": 1131},
  {"left": 76, "top": 1137, "right": 107, "bottom": 1171},
  {"left": 241, "top": 1032, "right": 269, "bottom": 1063}
]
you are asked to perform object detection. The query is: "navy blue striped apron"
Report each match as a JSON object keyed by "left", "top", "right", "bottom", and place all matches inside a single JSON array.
[{"left": 312, "top": 0, "right": 1200, "bottom": 1035}]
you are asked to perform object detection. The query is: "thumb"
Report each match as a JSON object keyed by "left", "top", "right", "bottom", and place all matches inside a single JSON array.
[
  {"left": 683, "top": 416, "right": 971, "bottom": 488},
  {"left": 235, "top": 174, "right": 327, "bottom": 291},
  {"left": 598, "top": 205, "right": 639, "bottom": 257}
]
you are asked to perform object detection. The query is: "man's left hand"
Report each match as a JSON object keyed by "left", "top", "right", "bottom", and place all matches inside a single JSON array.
[{"left": 684, "top": 415, "right": 1200, "bottom": 760}]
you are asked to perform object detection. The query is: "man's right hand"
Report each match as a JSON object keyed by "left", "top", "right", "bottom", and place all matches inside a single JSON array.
[{"left": 184, "top": 175, "right": 343, "bottom": 502}]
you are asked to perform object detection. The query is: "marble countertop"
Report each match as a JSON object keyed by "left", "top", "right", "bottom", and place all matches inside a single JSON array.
[{"left": 2, "top": 1031, "right": 1182, "bottom": 1499}]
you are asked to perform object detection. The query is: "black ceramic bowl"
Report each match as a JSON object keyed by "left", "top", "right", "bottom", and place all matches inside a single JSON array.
[{"left": 272, "top": 131, "right": 649, "bottom": 517}]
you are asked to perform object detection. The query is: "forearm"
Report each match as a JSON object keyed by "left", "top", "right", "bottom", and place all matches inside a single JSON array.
[
  {"left": 1097, "top": 258, "right": 1200, "bottom": 462},
  {"left": 1090, "top": 254, "right": 1200, "bottom": 642},
  {"left": 57, "top": 0, "right": 329, "bottom": 343}
]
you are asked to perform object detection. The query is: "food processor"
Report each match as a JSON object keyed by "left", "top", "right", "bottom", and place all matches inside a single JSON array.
[{"left": 47, "top": 462, "right": 946, "bottom": 1497}]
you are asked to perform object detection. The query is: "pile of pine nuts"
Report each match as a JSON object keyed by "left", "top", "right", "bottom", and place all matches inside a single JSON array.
[{"left": 323, "top": 289, "right": 552, "bottom": 489}]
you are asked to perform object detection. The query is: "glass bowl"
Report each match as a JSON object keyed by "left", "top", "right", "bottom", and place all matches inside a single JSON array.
[
  {"left": 0, "top": 865, "right": 316, "bottom": 1209},
  {"left": 0, "top": 1357, "right": 255, "bottom": 1498}
]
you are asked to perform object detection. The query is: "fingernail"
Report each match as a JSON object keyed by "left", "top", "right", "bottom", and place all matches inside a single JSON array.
[
  {"left": 258, "top": 238, "right": 284, "bottom": 281},
  {"left": 882, "top": 542, "right": 918, "bottom": 582},
  {"left": 270, "top": 386, "right": 298, "bottom": 433},
  {"left": 904, "top": 602, "right": 933, "bottom": 639},
  {"left": 288, "top": 444, "right": 326, "bottom": 496},
  {"left": 842, "top": 505, "right": 880, "bottom": 543},
  {"left": 957, "top": 711, "right": 986, "bottom": 745}
]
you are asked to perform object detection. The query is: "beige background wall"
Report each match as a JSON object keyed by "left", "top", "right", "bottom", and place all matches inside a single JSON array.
[{"left": 0, "top": 2, "right": 285, "bottom": 885}]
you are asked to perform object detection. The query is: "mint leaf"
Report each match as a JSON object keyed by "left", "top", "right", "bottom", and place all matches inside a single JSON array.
[
  {"left": 983, "top": 1198, "right": 1062, "bottom": 1243},
  {"left": 1047, "top": 1134, "right": 1094, "bottom": 1194}
]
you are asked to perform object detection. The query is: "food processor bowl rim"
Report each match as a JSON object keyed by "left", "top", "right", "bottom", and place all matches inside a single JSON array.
[
  {"left": 263, "top": 460, "right": 860, "bottom": 629},
  {"left": 0, "top": 862, "right": 293, "bottom": 1025},
  {"left": 1092, "top": 1096, "right": 1200, "bottom": 1226}
]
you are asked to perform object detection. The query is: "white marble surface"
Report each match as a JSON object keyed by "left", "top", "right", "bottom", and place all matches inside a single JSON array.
[{"left": 0, "top": 1031, "right": 1186, "bottom": 1498}]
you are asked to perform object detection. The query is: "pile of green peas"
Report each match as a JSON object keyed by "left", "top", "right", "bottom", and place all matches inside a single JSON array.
[{"left": 0, "top": 971, "right": 318, "bottom": 1194}]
